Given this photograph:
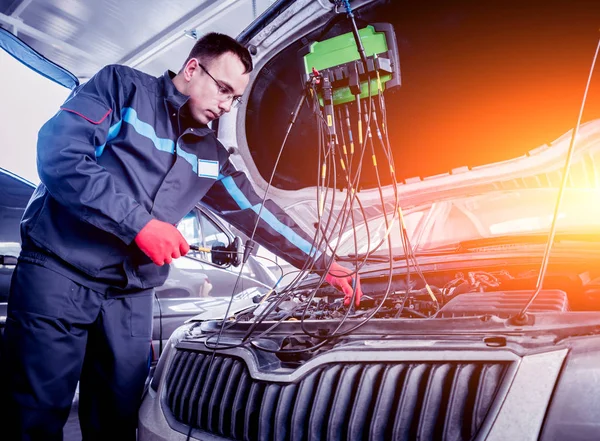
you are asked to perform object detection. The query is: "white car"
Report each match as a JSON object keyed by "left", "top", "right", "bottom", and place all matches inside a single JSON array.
[
  {"left": 137, "top": 1, "right": 600, "bottom": 441},
  {"left": 3, "top": 1, "right": 600, "bottom": 440}
]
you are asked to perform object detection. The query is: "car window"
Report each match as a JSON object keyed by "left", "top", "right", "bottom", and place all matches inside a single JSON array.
[
  {"left": 177, "top": 212, "right": 202, "bottom": 246},
  {"left": 200, "top": 214, "right": 230, "bottom": 249}
]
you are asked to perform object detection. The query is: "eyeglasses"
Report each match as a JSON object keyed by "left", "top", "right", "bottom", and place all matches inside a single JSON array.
[{"left": 197, "top": 61, "right": 243, "bottom": 108}]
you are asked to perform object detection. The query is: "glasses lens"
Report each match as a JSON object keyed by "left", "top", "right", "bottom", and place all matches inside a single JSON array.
[{"left": 232, "top": 97, "right": 243, "bottom": 108}]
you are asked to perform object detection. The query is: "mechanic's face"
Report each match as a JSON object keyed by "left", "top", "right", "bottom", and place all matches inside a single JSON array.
[{"left": 180, "top": 52, "right": 249, "bottom": 125}]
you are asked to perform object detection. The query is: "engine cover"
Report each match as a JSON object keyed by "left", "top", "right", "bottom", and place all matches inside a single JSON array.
[{"left": 438, "top": 289, "right": 569, "bottom": 318}]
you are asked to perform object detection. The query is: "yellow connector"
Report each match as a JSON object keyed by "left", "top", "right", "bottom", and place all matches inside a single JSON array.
[
  {"left": 358, "top": 120, "right": 363, "bottom": 144},
  {"left": 425, "top": 284, "right": 437, "bottom": 302},
  {"left": 190, "top": 245, "right": 211, "bottom": 253}
]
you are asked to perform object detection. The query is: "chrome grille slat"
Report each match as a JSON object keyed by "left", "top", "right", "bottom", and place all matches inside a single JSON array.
[
  {"left": 164, "top": 350, "right": 185, "bottom": 407},
  {"left": 186, "top": 353, "right": 211, "bottom": 425},
  {"left": 474, "top": 363, "right": 504, "bottom": 431},
  {"left": 290, "top": 367, "right": 320, "bottom": 441},
  {"left": 308, "top": 365, "right": 342, "bottom": 441},
  {"left": 164, "top": 350, "right": 510, "bottom": 441},
  {"left": 180, "top": 352, "right": 205, "bottom": 422},
  {"left": 231, "top": 369, "right": 252, "bottom": 439},
  {"left": 243, "top": 381, "right": 264, "bottom": 441},
  {"left": 258, "top": 383, "right": 282, "bottom": 441},
  {"left": 369, "top": 364, "right": 406, "bottom": 441},
  {"left": 198, "top": 356, "right": 223, "bottom": 428},
  {"left": 419, "top": 363, "right": 454, "bottom": 440},
  {"left": 347, "top": 364, "right": 384, "bottom": 441},
  {"left": 218, "top": 359, "right": 244, "bottom": 436},
  {"left": 166, "top": 351, "right": 190, "bottom": 418},
  {"left": 392, "top": 364, "right": 429, "bottom": 439},
  {"left": 326, "top": 364, "right": 362, "bottom": 441},
  {"left": 207, "top": 356, "right": 234, "bottom": 433},
  {"left": 273, "top": 383, "right": 298, "bottom": 441},
  {"left": 444, "top": 364, "right": 477, "bottom": 440}
]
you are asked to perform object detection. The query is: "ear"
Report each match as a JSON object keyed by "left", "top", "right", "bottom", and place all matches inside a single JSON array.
[{"left": 183, "top": 58, "right": 199, "bottom": 82}]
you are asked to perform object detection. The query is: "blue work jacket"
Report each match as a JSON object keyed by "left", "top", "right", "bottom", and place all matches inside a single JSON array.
[{"left": 20, "top": 65, "right": 322, "bottom": 292}]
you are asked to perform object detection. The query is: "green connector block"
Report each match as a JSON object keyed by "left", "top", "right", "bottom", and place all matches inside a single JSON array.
[
  {"left": 331, "top": 75, "right": 391, "bottom": 105},
  {"left": 303, "top": 25, "right": 392, "bottom": 106}
]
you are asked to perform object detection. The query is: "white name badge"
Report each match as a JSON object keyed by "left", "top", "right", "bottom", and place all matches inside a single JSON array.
[{"left": 197, "top": 159, "right": 219, "bottom": 179}]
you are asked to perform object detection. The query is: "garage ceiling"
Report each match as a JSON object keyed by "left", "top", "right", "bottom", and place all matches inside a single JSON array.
[{"left": 0, "top": 0, "right": 275, "bottom": 81}]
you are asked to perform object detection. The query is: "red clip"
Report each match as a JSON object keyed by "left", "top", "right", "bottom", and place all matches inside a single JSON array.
[{"left": 312, "top": 67, "right": 321, "bottom": 84}]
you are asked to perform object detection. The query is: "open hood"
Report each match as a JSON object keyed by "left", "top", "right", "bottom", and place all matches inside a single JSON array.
[
  {"left": 229, "top": 0, "right": 600, "bottom": 188},
  {"left": 215, "top": 0, "right": 600, "bottom": 231}
]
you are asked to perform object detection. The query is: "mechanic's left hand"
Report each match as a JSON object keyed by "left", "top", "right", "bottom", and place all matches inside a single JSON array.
[{"left": 325, "top": 261, "right": 363, "bottom": 307}]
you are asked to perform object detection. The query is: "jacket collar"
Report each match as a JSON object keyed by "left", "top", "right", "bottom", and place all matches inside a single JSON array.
[
  {"left": 161, "top": 70, "right": 189, "bottom": 109},
  {"left": 161, "top": 70, "right": 214, "bottom": 134}
]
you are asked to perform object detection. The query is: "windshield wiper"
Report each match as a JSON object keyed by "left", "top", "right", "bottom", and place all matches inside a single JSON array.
[
  {"left": 450, "top": 232, "right": 600, "bottom": 252},
  {"left": 339, "top": 247, "right": 458, "bottom": 262},
  {"left": 337, "top": 253, "right": 396, "bottom": 262},
  {"left": 339, "top": 232, "right": 600, "bottom": 262}
]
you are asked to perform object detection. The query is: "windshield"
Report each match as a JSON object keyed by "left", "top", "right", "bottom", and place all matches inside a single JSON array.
[
  {"left": 336, "top": 188, "right": 600, "bottom": 256},
  {"left": 0, "top": 49, "right": 70, "bottom": 183}
]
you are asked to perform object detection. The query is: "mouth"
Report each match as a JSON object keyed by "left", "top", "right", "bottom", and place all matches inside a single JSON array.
[{"left": 207, "top": 110, "right": 219, "bottom": 120}]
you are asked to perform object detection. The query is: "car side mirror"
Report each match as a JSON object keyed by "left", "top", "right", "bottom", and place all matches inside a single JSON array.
[{"left": 210, "top": 236, "right": 243, "bottom": 267}]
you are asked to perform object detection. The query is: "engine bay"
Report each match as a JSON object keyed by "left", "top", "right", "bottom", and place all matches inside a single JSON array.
[{"left": 233, "top": 262, "right": 600, "bottom": 323}]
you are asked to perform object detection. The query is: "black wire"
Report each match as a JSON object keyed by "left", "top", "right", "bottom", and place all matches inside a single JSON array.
[
  {"left": 282, "top": 76, "right": 396, "bottom": 345},
  {"left": 209, "top": 29, "right": 437, "bottom": 356},
  {"left": 203, "top": 84, "right": 330, "bottom": 351},
  {"left": 307, "top": 81, "right": 398, "bottom": 339}
]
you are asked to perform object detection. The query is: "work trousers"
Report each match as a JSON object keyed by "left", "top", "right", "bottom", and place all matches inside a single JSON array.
[{"left": 1, "top": 261, "right": 153, "bottom": 441}]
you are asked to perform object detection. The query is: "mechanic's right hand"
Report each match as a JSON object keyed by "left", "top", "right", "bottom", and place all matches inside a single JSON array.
[
  {"left": 134, "top": 219, "right": 190, "bottom": 266},
  {"left": 325, "top": 261, "right": 363, "bottom": 307}
]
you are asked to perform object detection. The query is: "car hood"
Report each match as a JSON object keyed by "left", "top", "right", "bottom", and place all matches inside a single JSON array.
[{"left": 217, "top": 0, "right": 600, "bottom": 239}]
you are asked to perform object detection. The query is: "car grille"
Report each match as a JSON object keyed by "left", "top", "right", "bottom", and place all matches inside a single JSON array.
[{"left": 164, "top": 348, "right": 510, "bottom": 441}]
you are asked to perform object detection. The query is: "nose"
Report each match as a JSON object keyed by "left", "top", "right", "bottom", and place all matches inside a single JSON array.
[{"left": 217, "top": 98, "right": 232, "bottom": 113}]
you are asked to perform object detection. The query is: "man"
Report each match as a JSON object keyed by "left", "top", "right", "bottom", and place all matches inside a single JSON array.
[{"left": 2, "top": 33, "right": 362, "bottom": 439}]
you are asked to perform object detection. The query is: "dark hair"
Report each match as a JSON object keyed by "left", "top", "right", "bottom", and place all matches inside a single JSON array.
[{"left": 183, "top": 32, "right": 253, "bottom": 74}]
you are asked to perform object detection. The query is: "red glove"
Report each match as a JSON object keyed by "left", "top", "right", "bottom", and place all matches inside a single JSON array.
[
  {"left": 325, "top": 261, "right": 363, "bottom": 307},
  {"left": 134, "top": 219, "right": 190, "bottom": 266}
]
